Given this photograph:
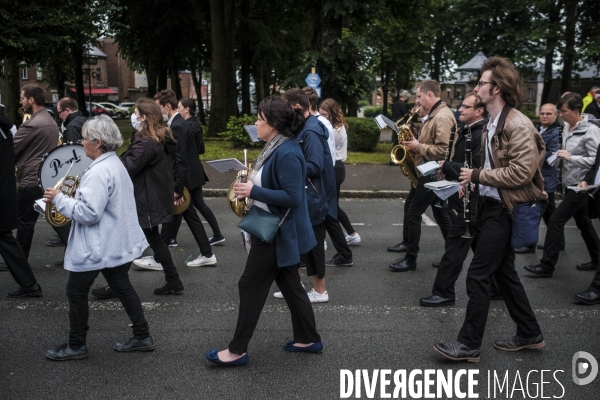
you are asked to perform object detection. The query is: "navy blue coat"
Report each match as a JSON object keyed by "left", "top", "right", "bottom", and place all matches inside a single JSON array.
[
  {"left": 316, "top": 118, "right": 338, "bottom": 219},
  {"left": 296, "top": 115, "right": 330, "bottom": 225},
  {"left": 537, "top": 122, "right": 560, "bottom": 194},
  {"left": 250, "top": 139, "right": 316, "bottom": 267}
]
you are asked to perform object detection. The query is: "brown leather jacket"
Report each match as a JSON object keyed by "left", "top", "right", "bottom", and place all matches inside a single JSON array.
[
  {"left": 471, "top": 106, "right": 548, "bottom": 215},
  {"left": 414, "top": 101, "right": 455, "bottom": 174}
]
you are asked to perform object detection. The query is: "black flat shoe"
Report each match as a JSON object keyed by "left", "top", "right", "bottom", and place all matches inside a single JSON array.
[
  {"left": 433, "top": 341, "right": 480, "bottom": 363},
  {"left": 114, "top": 336, "right": 155, "bottom": 352},
  {"left": 154, "top": 279, "right": 184, "bottom": 295},
  {"left": 431, "top": 262, "right": 440, "bottom": 268},
  {"left": 387, "top": 243, "right": 408, "bottom": 252},
  {"left": 537, "top": 243, "right": 564, "bottom": 251},
  {"left": 7, "top": 283, "right": 42, "bottom": 298},
  {"left": 524, "top": 264, "right": 553, "bottom": 277},
  {"left": 514, "top": 246, "right": 535, "bottom": 254},
  {"left": 45, "top": 237, "right": 65, "bottom": 247},
  {"left": 91, "top": 285, "right": 116, "bottom": 299},
  {"left": 494, "top": 334, "right": 545, "bottom": 351},
  {"left": 0, "top": 262, "right": 9, "bottom": 271},
  {"left": 574, "top": 290, "right": 600, "bottom": 305},
  {"left": 420, "top": 295, "right": 454, "bottom": 307},
  {"left": 576, "top": 261, "right": 597, "bottom": 271},
  {"left": 389, "top": 258, "right": 416, "bottom": 272},
  {"left": 45, "top": 343, "right": 88, "bottom": 361},
  {"left": 205, "top": 349, "right": 248, "bottom": 366}
]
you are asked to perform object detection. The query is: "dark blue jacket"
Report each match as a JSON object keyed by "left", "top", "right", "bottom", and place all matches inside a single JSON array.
[
  {"left": 250, "top": 139, "right": 316, "bottom": 267},
  {"left": 537, "top": 122, "right": 560, "bottom": 194},
  {"left": 296, "top": 115, "right": 329, "bottom": 224},
  {"left": 316, "top": 118, "right": 338, "bottom": 219}
]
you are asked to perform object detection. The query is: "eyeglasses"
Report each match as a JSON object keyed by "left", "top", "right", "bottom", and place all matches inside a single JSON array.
[
  {"left": 476, "top": 80, "right": 493, "bottom": 88},
  {"left": 539, "top": 112, "right": 556, "bottom": 116},
  {"left": 460, "top": 105, "right": 475, "bottom": 109},
  {"left": 57, "top": 109, "right": 66, "bottom": 115}
]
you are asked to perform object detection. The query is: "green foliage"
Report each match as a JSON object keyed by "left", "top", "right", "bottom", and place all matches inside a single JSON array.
[
  {"left": 363, "top": 106, "right": 391, "bottom": 118},
  {"left": 218, "top": 114, "right": 260, "bottom": 148},
  {"left": 346, "top": 117, "right": 380, "bottom": 152}
]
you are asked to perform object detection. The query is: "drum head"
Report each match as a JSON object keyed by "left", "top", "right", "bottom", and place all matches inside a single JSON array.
[{"left": 38, "top": 144, "right": 93, "bottom": 190}]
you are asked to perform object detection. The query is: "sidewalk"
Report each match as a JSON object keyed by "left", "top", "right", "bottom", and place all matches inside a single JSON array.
[{"left": 203, "top": 162, "right": 412, "bottom": 198}]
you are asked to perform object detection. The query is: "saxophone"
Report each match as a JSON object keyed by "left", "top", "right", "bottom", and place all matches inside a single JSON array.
[{"left": 390, "top": 107, "right": 421, "bottom": 188}]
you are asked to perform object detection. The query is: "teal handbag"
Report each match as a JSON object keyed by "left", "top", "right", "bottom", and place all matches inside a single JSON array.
[{"left": 237, "top": 206, "right": 290, "bottom": 243}]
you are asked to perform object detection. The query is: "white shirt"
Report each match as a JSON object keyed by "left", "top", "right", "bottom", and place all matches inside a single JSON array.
[
  {"left": 478, "top": 112, "right": 502, "bottom": 200},
  {"left": 167, "top": 112, "right": 179, "bottom": 127},
  {"left": 333, "top": 125, "right": 348, "bottom": 162},
  {"left": 317, "top": 113, "right": 336, "bottom": 166},
  {"left": 252, "top": 167, "right": 270, "bottom": 213}
]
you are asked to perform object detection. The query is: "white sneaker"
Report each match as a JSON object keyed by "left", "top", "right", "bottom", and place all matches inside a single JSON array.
[
  {"left": 307, "top": 289, "right": 329, "bottom": 303},
  {"left": 133, "top": 256, "right": 163, "bottom": 271},
  {"left": 345, "top": 233, "right": 361, "bottom": 246},
  {"left": 274, "top": 283, "right": 305, "bottom": 299},
  {"left": 187, "top": 254, "right": 217, "bottom": 267},
  {"left": 324, "top": 240, "right": 328, "bottom": 251}
]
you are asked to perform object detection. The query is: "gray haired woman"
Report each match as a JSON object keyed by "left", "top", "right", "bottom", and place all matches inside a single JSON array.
[{"left": 43, "top": 115, "right": 154, "bottom": 360}]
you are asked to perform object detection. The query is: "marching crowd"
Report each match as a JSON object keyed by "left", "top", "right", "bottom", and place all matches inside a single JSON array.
[{"left": 1, "top": 56, "right": 600, "bottom": 365}]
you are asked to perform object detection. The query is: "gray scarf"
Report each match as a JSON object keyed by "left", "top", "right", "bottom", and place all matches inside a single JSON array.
[{"left": 249, "top": 133, "right": 289, "bottom": 182}]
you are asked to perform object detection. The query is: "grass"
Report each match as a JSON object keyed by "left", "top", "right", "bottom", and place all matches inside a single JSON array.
[{"left": 114, "top": 119, "right": 392, "bottom": 164}]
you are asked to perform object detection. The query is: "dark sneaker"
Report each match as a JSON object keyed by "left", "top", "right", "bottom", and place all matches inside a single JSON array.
[
  {"left": 494, "top": 334, "right": 545, "bottom": 352},
  {"left": 576, "top": 261, "right": 597, "bottom": 271},
  {"left": 46, "top": 237, "right": 65, "bottom": 247},
  {"left": 45, "top": 343, "right": 88, "bottom": 361},
  {"left": 154, "top": 279, "right": 184, "bottom": 295},
  {"left": 0, "top": 262, "right": 9, "bottom": 271},
  {"left": 114, "top": 336, "right": 155, "bottom": 352},
  {"left": 209, "top": 235, "right": 225, "bottom": 246},
  {"left": 325, "top": 253, "right": 353, "bottom": 267},
  {"left": 168, "top": 239, "right": 178, "bottom": 247},
  {"left": 91, "top": 285, "right": 116, "bottom": 299},
  {"left": 433, "top": 341, "right": 480, "bottom": 363}
]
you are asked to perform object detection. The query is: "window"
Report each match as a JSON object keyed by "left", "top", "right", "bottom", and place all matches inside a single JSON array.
[
  {"left": 455, "top": 89, "right": 461, "bottom": 99},
  {"left": 447, "top": 89, "right": 451, "bottom": 99},
  {"left": 21, "top": 65, "right": 28, "bottom": 80},
  {"left": 36, "top": 67, "right": 43, "bottom": 81},
  {"left": 527, "top": 88, "right": 533, "bottom": 102},
  {"left": 95, "top": 67, "right": 102, "bottom": 83}
]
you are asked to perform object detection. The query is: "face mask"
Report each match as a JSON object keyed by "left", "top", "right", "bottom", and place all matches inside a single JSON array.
[{"left": 131, "top": 113, "right": 142, "bottom": 131}]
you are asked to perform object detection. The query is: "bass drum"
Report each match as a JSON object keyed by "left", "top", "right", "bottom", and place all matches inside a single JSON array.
[{"left": 38, "top": 143, "right": 93, "bottom": 190}]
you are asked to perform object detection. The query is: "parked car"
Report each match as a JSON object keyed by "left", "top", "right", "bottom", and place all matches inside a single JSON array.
[
  {"left": 44, "top": 102, "right": 57, "bottom": 118},
  {"left": 87, "top": 103, "right": 114, "bottom": 117},
  {"left": 97, "top": 102, "right": 130, "bottom": 118}
]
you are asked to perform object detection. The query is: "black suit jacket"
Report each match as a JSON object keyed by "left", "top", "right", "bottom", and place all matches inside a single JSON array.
[
  {"left": 442, "top": 118, "right": 486, "bottom": 212},
  {"left": 392, "top": 99, "right": 409, "bottom": 122},
  {"left": 170, "top": 113, "right": 204, "bottom": 193},
  {"left": 583, "top": 142, "right": 600, "bottom": 219}
]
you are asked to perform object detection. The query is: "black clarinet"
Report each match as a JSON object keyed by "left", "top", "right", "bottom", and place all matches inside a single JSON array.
[
  {"left": 434, "top": 124, "right": 457, "bottom": 208},
  {"left": 462, "top": 127, "right": 474, "bottom": 238},
  {"left": 557, "top": 123, "right": 564, "bottom": 194}
]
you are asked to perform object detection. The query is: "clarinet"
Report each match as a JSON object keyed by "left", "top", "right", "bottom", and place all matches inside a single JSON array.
[
  {"left": 461, "top": 127, "right": 474, "bottom": 238},
  {"left": 557, "top": 123, "right": 564, "bottom": 194},
  {"left": 434, "top": 124, "right": 457, "bottom": 208}
]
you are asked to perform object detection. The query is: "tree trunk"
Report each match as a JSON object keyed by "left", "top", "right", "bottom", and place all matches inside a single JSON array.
[
  {"left": 157, "top": 66, "right": 168, "bottom": 92},
  {"left": 71, "top": 42, "right": 86, "bottom": 116},
  {"left": 170, "top": 65, "right": 182, "bottom": 99},
  {"left": 319, "top": 4, "right": 343, "bottom": 100},
  {"left": 431, "top": 32, "right": 443, "bottom": 83},
  {"left": 145, "top": 62, "right": 157, "bottom": 99},
  {"left": 3, "top": 59, "right": 21, "bottom": 125},
  {"left": 561, "top": 0, "right": 577, "bottom": 93},
  {"left": 252, "top": 61, "right": 265, "bottom": 106},
  {"left": 541, "top": 2, "right": 561, "bottom": 104},
  {"left": 381, "top": 64, "right": 389, "bottom": 117},
  {"left": 347, "top": 97, "right": 358, "bottom": 117},
  {"left": 209, "top": 0, "right": 237, "bottom": 136},
  {"left": 240, "top": 0, "right": 251, "bottom": 115},
  {"left": 190, "top": 65, "right": 206, "bottom": 125}
]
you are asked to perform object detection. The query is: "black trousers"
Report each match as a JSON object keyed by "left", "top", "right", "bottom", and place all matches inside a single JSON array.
[
  {"left": 66, "top": 262, "right": 150, "bottom": 348},
  {"left": 405, "top": 176, "right": 452, "bottom": 260},
  {"left": 304, "top": 222, "right": 326, "bottom": 279},
  {"left": 334, "top": 161, "right": 354, "bottom": 235},
  {"left": 170, "top": 186, "right": 221, "bottom": 239},
  {"left": 228, "top": 237, "right": 321, "bottom": 354},
  {"left": 458, "top": 200, "right": 541, "bottom": 348},
  {"left": 17, "top": 186, "right": 43, "bottom": 258},
  {"left": 324, "top": 214, "right": 352, "bottom": 260},
  {"left": 0, "top": 230, "right": 37, "bottom": 287},
  {"left": 589, "top": 199, "right": 600, "bottom": 294},
  {"left": 539, "top": 192, "right": 564, "bottom": 248},
  {"left": 53, "top": 224, "right": 71, "bottom": 247},
  {"left": 143, "top": 226, "right": 179, "bottom": 282},
  {"left": 541, "top": 190, "right": 600, "bottom": 270},
  {"left": 161, "top": 186, "right": 212, "bottom": 257}
]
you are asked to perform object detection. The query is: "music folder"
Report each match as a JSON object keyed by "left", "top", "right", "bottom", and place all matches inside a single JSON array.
[
  {"left": 244, "top": 125, "right": 261, "bottom": 142},
  {"left": 206, "top": 158, "right": 248, "bottom": 173},
  {"left": 374, "top": 114, "right": 398, "bottom": 134}
]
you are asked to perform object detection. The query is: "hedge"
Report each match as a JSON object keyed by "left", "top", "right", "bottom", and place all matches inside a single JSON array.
[
  {"left": 362, "top": 106, "right": 391, "bottom": 119},
  {"left": 218, "top": 114, "right": 261, "bottom": 148},
  {"left": 346, "top": 117, "right": 380, "bottom": 152}
]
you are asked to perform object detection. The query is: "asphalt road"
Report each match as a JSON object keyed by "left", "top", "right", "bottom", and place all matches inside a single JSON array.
[{"left": 1, "top": 198, "right": 599, "bottom": 399}]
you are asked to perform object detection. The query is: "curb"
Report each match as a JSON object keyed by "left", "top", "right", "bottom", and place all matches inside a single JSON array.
[{"left": 204, "top": 188, "right": 410, "bottom": 199}]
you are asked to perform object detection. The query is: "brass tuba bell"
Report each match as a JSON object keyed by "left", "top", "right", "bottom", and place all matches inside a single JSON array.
[
  {"left": 45, "top": 161, "right": 81, "bottom": 228},
  {"left": 227, "top": 149, "right": 252, "bottom": 218}
]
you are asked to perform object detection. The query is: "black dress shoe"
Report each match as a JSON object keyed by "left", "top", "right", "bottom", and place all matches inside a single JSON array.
[
  {"left": 574, "top": 290, "right": 600, "bottom": 305},
  {"left": 91, "top": 285, "right": 116, "bottom": 299},
  {"left": 433, "top": 341, "right": 480, "bottom": 363},
  {"left": 514, "top": 246, "right": 535, "bottom": 254},
  {"left": 576, "top": 261, "right": 597, "bottom": 271},
  {"left": 494, "top": 334, "right": 545, "bottom": 351},
  {"left": 387, "top": 243, "right": 408, "bottom": 253},
  {"left": 0, "top": 262, "right": 9, "bottom": 271},
  {"left": 45, "top": 237, "right": 65, "bottom": 247},
  {"left": 54, "top": 260, "right": 64, "bottom": 267},
  {"left": 420, "top": 294, "right": 455, "bottom": 307},
  {"left": 431, "top": 262, "right": 440, "bottom": 268},
  {"left": 325, "top": 253, "right": 353, "bottom": 267},
  {"left": 114, "top": 336, "right": 155, "bottom": 352},
  {"left": 537, "top": 243, "right": 565, "bottom": 251},
  {"left": 524, "top": 264, "right": 553, "bottom": 277},
  {"left": 154, "top": 279, "right": 184, "bottom": 295},
  {"left": 7, "top": 283, "right": 42, "bottom": 298},
  {"left": 389, "top": 258, "right": 416, "bottom": 272},
  {"left": 45, "top": 343, "right": 88, "bottom": 360}
]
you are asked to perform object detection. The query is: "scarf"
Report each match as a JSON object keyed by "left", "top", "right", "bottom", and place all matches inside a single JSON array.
[{"left": 247, "top": 133, "right": 289, "bottom": 208}]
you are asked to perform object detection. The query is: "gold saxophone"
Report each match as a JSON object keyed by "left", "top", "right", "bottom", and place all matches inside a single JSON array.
[{"left": 390, "top": 107, "right": 421, "bottom": 188}]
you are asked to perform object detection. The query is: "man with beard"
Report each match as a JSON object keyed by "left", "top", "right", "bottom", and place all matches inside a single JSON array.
[{"left": 13, "top": 84, "right": 59, "bottom": 259}]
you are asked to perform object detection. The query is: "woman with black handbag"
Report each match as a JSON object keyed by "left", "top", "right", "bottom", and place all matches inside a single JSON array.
[{"left": 206, "top": 96, "right": 322, "bottom": 366}]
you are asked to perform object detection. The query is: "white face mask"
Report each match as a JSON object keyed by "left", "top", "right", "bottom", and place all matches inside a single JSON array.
[
  {"left": 131, "top": 113, "right": 142, "bottom": 131},
  {"left": 161, "top": 105, "right": 169, "bottom": 122}
]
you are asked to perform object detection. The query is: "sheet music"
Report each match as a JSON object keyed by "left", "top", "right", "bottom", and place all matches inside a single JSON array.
[
  {"left": 206, "top": 158, "right": 248, "bottom": 173},
  {"left": 374, "top": 114, "right": 398, "bottom": 134},
  {"left": 567, "top": 185, "right": 598, "bottom": 193},
  {"left": 34, "top": 198, "right": 46, "bottom": 216},
  {"left": 424, "top": 180, "right": 461, "bottom": 200},
  {"left": 417, "top": 161, "right": 441, "bottom": 176},
  {"left": 244, "top": 125, "right": 261, "bottom": 142},
  {"left": 547, "top": 154, "right": 559, "bottom": 166}
]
